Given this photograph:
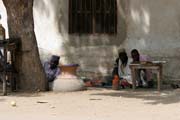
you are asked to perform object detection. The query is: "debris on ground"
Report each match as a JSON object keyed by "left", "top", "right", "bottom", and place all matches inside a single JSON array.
[
  {"left": 10, "top": 101, "right": 16, "bottom": 107},
  {"left": 84, "top": 79, "right": 106, "bottom": 87},
  {"left": 89, "top": 98, "right": 102, "bottom": 100},
  {"left": 50, "top": 105, "right": 55, "bottom": 108},
  {"left": 37, "top": 101, "right": 48, "bottom": 103}
]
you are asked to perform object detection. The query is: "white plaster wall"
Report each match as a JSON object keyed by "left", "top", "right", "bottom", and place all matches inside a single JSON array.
[
  {"left": 0, "top": 0, "right": 8, "bottom": 38},
  {"left": 124, "top": 0, "right": 180, "bottom": 55},
  {"left": 124, "top": 0, "right": 180, "bottom": 80},
  {"left": 33, "top": 0, "right": 128, "bottom": 78},
  {"left": 33, "top": 0, "right": 64, "bottom": 60},
  {"left": 2, "top": 0, "right": 180, "bottom": 80},
  {"left": 33, "top": 0, "right": 180, "bottom": 79}
]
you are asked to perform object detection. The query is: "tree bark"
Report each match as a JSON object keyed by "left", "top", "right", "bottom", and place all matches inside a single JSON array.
[{"left": 2, "top": 0, "right": 47, "bottom": 91}]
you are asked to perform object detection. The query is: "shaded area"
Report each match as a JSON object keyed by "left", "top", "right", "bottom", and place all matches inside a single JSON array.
[
  {"left": 54, "top": 0, "right": 128, "bottom": 79},
  {"left": 0, "top": 88, "right": 42, "bottom": 97},
  {"left": 0, "top": 98, "right": 6, "bottom": 102},
  {"left": 6, "top": 91, "right": 42, "bottom": 97},
  {"left": 34, "top": 0, "right": 180, "bottom": 84},
  {"left": 90, "top": 89, "right": 180, "bottom": 105},
  {"left": 33, "top": 0, "right": 129, "bottom": 82}
]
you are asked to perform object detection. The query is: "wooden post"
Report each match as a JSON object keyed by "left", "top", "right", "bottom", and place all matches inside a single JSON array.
[
  {"left": 157, "top": 69, "right": 160, "bottom": 91},
  {"left": 3, "top": 46, "right": 7, "bottom": 95},
  {"left": 158, "top": 64, "right": 163, "bottom": 91}
]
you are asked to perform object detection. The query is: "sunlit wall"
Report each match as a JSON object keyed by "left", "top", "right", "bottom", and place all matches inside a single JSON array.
[
  {"left": 33, "top": 0, "right": 64, "bottom": 62},
  {"left": 0, "top": 0, "right": 8, "bottom": 38}
]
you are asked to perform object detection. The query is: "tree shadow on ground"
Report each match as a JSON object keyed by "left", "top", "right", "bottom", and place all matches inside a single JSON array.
[
  {"left": 0, "top": 84, "right": 42, "bottom": 97},
  {"left": 0, "top": 98, "right": 6, "bottom": 102},
  {"left": 90, "top": 88, "right": 180, "bottom": 105},
  {"left": 2, "top": 91, "right": 43, "bottom": 97}
]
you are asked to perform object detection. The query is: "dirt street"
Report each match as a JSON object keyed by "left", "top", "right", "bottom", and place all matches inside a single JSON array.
[{"left": 0, "top": 88, "right": 180, "bottom": 120}]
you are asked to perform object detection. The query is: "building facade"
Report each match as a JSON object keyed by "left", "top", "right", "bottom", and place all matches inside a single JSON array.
[
  {"left": 33, "top": 0, "right": 180, "bottom": 81},
  {"left": 1, "top": 0, "right": 180, "bottom": 81}
]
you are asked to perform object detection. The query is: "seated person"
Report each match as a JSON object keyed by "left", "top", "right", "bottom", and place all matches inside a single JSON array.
[
  {"left": 113, "top": 48, "right": 132, "bottom": 88},
  {"left": 43, "top": 55, "right": 61, "bottom": 90},
  {"left": 131, "top": 49, "right": 153, "bottom": 88}
]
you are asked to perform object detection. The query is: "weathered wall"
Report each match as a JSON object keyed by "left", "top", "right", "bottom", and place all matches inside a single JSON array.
[
  {"left": 2, "top": 0, "right": 180, "bottom": 81},
  {"left": 123, "top": 0, "right": 180, "bottom": 81},
  {"left": 33, "top": 0, "right": 180, "bottom": 80},
  {"left": 33, "top": 0, "right": 128, "bottom": 79}
]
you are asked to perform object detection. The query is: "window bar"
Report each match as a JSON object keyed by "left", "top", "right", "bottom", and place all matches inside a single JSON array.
[
  {"left": 85, "top": 0, "right": 86, "bottom": 11},
  {"left": 115, "top": 0, "right": 117, "bottom": 33},
  {"left": 84, "top": 0, "right": 87, "bottom": 33},
  {"left": 92, "top": 0, "right": 95, "bottom": 33},
  {"left": 104, "top": 0, "right": 107, "bottom": 33},
  {"left": 69, "top": 0, "right": 72, "bottom": 33}
]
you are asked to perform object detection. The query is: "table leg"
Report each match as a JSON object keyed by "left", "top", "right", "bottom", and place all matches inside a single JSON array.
[
  {"left": 3, "top": 48, "right": 7, "bottom": 95},
  {"left": 131, "top": 68, "right": 136, "bottom": 90},
  {"left": 159, "top": 66, "right": 163, "bottom": 91},
  {"left": 2, "top": 72, "right": 7, "bottom": 95},
  {"left": 157, "top": 69, "right": 160, "bottom": 91}
]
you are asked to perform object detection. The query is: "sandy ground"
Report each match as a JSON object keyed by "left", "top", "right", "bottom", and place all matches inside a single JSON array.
[{"left": 0, "top": 88, "right": 180, "bottom": 120}]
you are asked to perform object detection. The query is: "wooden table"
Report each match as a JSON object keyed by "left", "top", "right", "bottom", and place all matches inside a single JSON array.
[{"left": 129, "top": 62, "right": 163, "bottom": 91}]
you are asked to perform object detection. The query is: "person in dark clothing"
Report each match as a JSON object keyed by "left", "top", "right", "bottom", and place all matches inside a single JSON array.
[{"left": 43, "top": 55, "right": 61, "bottom": 90}]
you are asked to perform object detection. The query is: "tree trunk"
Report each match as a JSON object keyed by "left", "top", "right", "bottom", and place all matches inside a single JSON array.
[{"left": 2, "top": 0, "right": 47, "bottom": 91}]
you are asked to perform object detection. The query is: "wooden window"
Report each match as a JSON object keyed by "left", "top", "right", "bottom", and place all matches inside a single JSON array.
[{"left": 69, "top": 0, "right": 117, "bottom": 34}]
